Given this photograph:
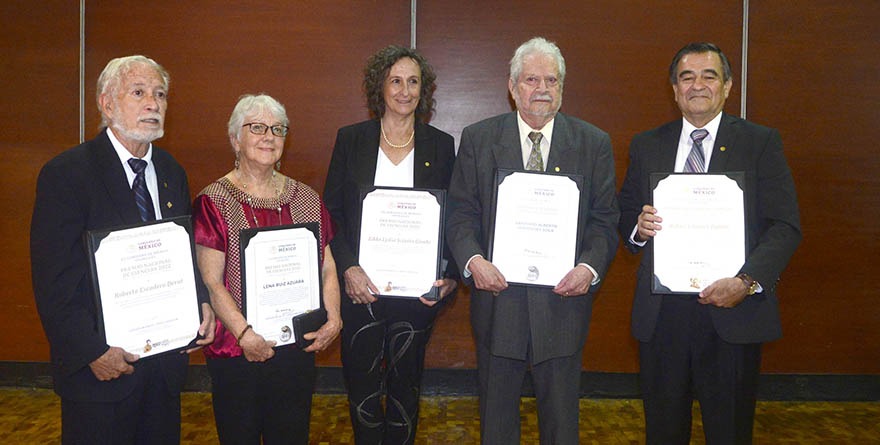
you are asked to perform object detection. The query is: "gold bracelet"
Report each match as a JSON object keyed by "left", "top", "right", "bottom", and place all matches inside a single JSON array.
[{"left": 236, "top": 324, "right": 253, "bottom": 345}]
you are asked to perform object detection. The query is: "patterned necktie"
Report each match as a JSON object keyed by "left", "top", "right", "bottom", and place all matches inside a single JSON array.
[
  {"left": 128, "top": 158, "right": 156, "bottom": 221},
  {"left": 526, "top": 131, "right": 544, "bottom": 171},
  {"left": 684, "top": 129, "right": 709, "bottom": 173}
]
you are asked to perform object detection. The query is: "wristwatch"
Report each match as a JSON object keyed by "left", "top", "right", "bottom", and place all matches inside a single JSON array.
[{"left": 736, "top": 273, "right": 759, "bottom": 296}]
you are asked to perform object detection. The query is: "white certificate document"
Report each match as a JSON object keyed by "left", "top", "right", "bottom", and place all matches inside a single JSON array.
[
  {"left": 652, "top": 173, "right": 746, "bottom": 293},
  {"left": 89, "top": 219, "right": 201, "bottom": 358},
  {"left": 490, "top": 171, "right": 582, "bottom": 287},
  {"left": 358, "top": 188, "right": 443, "bottom": 299},
  {"left": 241, "top": 224, "right": 321, "bottom": 346}
]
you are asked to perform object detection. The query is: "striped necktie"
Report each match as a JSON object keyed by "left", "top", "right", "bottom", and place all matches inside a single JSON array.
[
  {"left": 684, "top": 129, "right": 709, "bottom": 173},
  {"left": 128, "top": 158, "right": 156, "bottom": 221}
]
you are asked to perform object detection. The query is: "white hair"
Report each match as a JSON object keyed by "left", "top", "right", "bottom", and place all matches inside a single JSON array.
[
  {"left": 509, "top": 37, "right": 566, "bottom": 85},
  {"left": 96, "top": 55, "right": 169, "bottom": 128},
  {"left": 227, "top": 94, "right": 289, "bottom": 144}
]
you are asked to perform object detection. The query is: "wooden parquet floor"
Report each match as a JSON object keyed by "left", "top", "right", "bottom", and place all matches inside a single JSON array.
[{"left": 1, "top": 388, "right": 877, "bottom": 444}]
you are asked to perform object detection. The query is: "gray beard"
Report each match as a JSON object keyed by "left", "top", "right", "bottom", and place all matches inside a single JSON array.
[{"left": 110, "top": 121, "right": 163, "bottom": 145}]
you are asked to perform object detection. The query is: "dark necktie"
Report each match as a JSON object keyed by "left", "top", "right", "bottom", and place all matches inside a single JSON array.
[
  {"left": 128, "top": 158, "right": 156, "bottom": 221},
  {"left": 526, "top": 131, "right": 544, "bottom": 171},
  {"left": 684, "top": 129, "right": 709, "bottom": 173}
]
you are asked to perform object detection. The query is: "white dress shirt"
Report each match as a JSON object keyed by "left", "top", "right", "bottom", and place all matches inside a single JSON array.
[{"left": 107, "top": 127, "right": 163, "bottom": 219}]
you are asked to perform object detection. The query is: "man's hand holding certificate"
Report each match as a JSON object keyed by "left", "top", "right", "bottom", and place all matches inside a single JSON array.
[{"left": 649, "top": 173, "right": 747, "bottom": 294}]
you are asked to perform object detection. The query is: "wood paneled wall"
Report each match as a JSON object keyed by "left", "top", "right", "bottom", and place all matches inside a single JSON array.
[{"left": 2, "top": 1, "right": 877, "bottom": 374}]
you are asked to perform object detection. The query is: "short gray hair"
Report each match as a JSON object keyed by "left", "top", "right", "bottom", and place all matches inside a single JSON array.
[
  {"left": 96, "top": 55, "right": 169, "bottom": 128},
  {"left": 227, "top": 94, "right": 289, "bottom": 144},
  {"left": 509, "top": 37, "right": 566, "bottom": 85}
]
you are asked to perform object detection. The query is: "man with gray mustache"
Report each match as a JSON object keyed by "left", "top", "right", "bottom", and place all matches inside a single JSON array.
[
  {"left": 446, "top": 37, "right": 619, "bottom": 444},
  {"left": 31, "top": 55, "right": 215, "bottom": 444}
]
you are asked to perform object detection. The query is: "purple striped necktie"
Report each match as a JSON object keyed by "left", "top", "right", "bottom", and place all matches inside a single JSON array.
[{"left": 684, "top": 129, "right": 709, "bottom": 173}]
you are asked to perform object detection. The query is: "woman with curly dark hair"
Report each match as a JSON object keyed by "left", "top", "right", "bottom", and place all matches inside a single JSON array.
[{"left": 323, "top": 45, "right": 457, "bottom": 444}]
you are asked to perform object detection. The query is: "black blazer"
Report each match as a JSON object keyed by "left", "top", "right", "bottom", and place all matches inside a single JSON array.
[
  {"left": 323, "top": 119, "right": 457, "bottom": 281},
  {"left": 30, "top": 129, "right": 198, "bottom": 402},
  {"left": 618, "top": 113, "right": 802, "bottom": 344},
  {"left": 445, "top": 112, "right": 620, "bottom": 364}
]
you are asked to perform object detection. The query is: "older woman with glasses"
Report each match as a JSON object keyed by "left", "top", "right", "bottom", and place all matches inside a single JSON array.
[
  {"left": 193, "top": 93, "right": 341, "bottom": 444},
  {"left": 323, "top": 45, "right": 457, "bottom": 444}
]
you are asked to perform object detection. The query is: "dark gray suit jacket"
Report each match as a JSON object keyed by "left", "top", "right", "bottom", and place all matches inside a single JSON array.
[
  {"left": 446, "top": 112, "right": 619, "bottom": 365},
  {"left": 30, "top": 129, "right": 198, "bottom": 402},
  {"left": 618, "top": 113, "right": 802, "bottom": 344}
]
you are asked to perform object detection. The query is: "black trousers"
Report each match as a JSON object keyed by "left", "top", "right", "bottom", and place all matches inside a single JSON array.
[
  {"left": 60, "top": 358, "right": 180, "bottom": 445},
  {"left": 207, "top": 346, "right": 316, "bottom": 445},
  {"left": 340, "top": 296, "right": 442, "bottom": 445},
  {"left": 640, "top": 294, "right": 762, "bottom": 445}
]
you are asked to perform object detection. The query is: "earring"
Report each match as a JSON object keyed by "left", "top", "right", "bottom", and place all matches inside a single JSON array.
[
  {"left": 234, "top": 152, "right": 240, "bottom": 169},
  {"left": 275, "top": 160, "right": 281, "bottom": 171}
]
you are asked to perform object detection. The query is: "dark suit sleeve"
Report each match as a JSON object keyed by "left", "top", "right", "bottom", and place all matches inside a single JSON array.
[
  {"left": 577, "top": 131, "right": 620, "bottom": 282},
  {"left": 741, "top": 129, "right": 801, "bottom": 288},
  {"left": 30, "top": 160, "right": 108, "bottom": 375},
  {"left": 183, "top": 178, "right": 211, "bottom": 308},
  {"left": 445, "top": 126, "right": 486, "bottom": 279},
  {"left": 436, "top": 132, "right": 460, "bottom": 279},
  {"left": 618, "top": 133, "right": 648, "bottom": 254},
  {"left": 323, "top": 127, "right": 359, "bottom": 273}
]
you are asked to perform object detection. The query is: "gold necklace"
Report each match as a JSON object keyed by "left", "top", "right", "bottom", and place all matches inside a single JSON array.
[
  {"left": 238, "top": 171, "right": 283, "bottom": 227},
  {"left": 380, "top": 122, "right": 414, "bottom": 148}
]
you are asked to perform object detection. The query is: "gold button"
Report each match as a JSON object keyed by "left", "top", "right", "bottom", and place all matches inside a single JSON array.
[
  {"left": 425, "top": 162, "right": 430, "bottom": 167},
  {"left": 720, "top": 146, "right": 727, "bottom": 152},
  {"left": 166, "top": 202, "right": 173, "bottom": 209},
  {"left": 554, "top": 167, "right": 560, "bottom": 172}
]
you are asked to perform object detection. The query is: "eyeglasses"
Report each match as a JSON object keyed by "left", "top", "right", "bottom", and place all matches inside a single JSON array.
[{"left": 243, "top": 122, "right": 289, "bottom": 137}]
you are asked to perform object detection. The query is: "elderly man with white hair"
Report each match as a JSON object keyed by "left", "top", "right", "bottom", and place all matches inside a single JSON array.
[
  {"left": 31, "top": 55, "right": 214, "bottom": 444},
  {"left": 446, "top": 37, "right": 620, "bottom": 444}
]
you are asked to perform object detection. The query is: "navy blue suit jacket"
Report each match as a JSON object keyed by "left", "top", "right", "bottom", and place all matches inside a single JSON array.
[{"left": 30, "top": 129, "right": 198, "bottom": 401}]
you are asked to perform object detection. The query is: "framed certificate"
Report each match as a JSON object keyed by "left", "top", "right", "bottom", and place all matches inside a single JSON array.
[
  {"left": 86, "top": 216, "right": 203, "bottom": 358},
  {"left": 488, "top": 169, "right": 583, "bottom": 287},
  {"left": 651, "top": 172, "right": 748, "bottom": 293},
  {"left": 240, "top": 223, "right": 322, "bottom": 347},
  {"left": 358, "top": 187, "right": 445, "bottom": 300}
]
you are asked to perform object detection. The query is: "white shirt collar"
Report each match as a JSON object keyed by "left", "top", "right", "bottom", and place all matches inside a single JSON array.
[
  {"left": 106, "top": 127, "right": 153, "bottom": 165},
  {"left": 681, "top": 112, "right": 723, "bottom": 144},
  {"left": 516, "top": 112, "right": 554, "bottom": 171},
  {"left": 516, "top": 112, "right": 555, "bottom": 147}
]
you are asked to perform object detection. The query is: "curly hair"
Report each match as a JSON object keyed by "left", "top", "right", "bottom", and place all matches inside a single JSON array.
[{"left": 363, "top": 45, "right": 437, "bottom": 123}]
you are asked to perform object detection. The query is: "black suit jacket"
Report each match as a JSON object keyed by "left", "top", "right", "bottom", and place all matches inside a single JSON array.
[
  {"left": 30, "top": 129, "right": 198, "bottom": 402},
  {"left": 446, "top": 112, "right": 620, "bottom": 364},
  {"left": 618, "top": 113, "right": 802, "bottom": 344},
  {"left": 323, "top": 119, "right": 457, "bottom": 282}
]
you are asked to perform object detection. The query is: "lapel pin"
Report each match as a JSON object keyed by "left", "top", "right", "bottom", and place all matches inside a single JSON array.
[
  {"left": 163, "top": 181, "right": 168, "bottom": 188},
  {"left": 166, "top": 202, "right": 173, "bottom": 209},
  {"left": 720, "top": 146, "right": 727, "bottom": 152},
  {"left": 554, "top": 166, "right": 560, "bottom": 172},
  {"left": 424, "top": 161, "right": 430, "bottom": 167}
]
